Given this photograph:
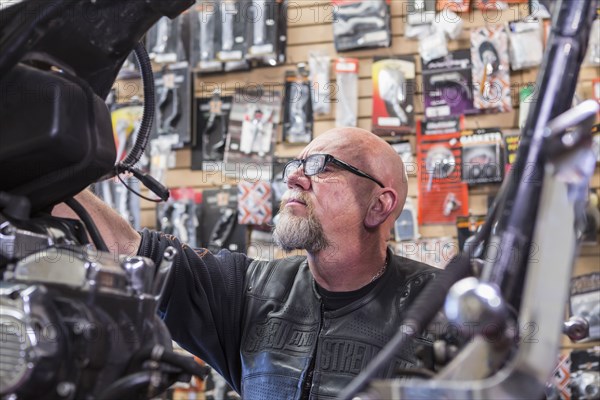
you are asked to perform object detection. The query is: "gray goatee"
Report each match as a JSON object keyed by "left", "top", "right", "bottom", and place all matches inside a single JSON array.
[{"left": 273, "top": 196, "right": 329, "bottom": 253}]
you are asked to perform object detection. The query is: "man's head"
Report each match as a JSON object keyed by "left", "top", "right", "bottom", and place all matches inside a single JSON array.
[{"left": 273, "top": 127, "right": 407, "bottom": 253}]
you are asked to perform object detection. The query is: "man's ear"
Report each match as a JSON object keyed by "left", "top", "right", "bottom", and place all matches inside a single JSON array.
[{"left": 364, "top": 189, "right": 397, "bottom": 229}]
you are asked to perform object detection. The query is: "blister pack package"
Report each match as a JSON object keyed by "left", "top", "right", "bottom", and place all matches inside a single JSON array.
[
  {"left": 225, "top": 88, "right": 281, "bottom": 167},
  {"left": 246, "top": 0, "right": 288, "bottom": 67},
  {"left": 335, "top": 58, "right": 359, "bottom": 127},
  {"left": 283, "top": 65, "right": 313, "bottom": 144},
  {"left": 419, "top": 27, "right": 449, "bottom": 64},
  {"left": 217, "top": 0, "right": 247, "bottom": 64},
  {"left": 470, "top": 25, "right": 512, "bottom": 112},
  {"left": 416, "top": 117, "right": 469, "bottom": 225},
  {"left": 191, "top": 92, "right": 233, "bottom": 170},
  {"left": 331, "top": 0, "right": 391, "bottom": 51},
  {"left": 153, "top": 63, "right": 192, "bottom": 148},
  {"left": 309, "top": 52, "right": 332, "bottom": 115},
  {"left": 199, "top": 186, "right": 247, "bottom": 253},
  {"left": 394, "top": 198, "right": 419, "bottom": 241},
  {"left": 507, "top": 19, "right": 543, "bottom": 70},
  {"left": 422, "top": 49, "right": 478, "bottom": 119},
  {"left": 157, "top": 188, "right": 201, "bottom": 247},
  {"left": 405, "top": 0, "right": 436, "bottom": 39},
  {"left": 147, "top": 16, "right": 187, "bottom": 64},
  {"left": 460, "top": 127, "right": 504, "bottom": 185},
  {"left": 189, "top": 1, "right": 223, "bottom": 73},
  {"left": 371, "top": 56, "right": 416, "bottom": 137}
]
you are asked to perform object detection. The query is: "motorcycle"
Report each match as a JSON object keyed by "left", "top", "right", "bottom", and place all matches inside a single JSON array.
[
  {"left": 0, "top": 1, "right": 209, "bottom": 399},
  {"left": 0, "top": 0, "right": 597, "bottom": 399}
]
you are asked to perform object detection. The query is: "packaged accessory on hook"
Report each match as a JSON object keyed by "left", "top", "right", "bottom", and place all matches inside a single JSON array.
[
  {"left": 239, "top": 106, "right": 274, "bottom": 155},
  {"left": 217, "top": 0, "right": 247, "bottom": 63},
  {"left": 283, "top": 64, "right": 313, "bottom": 144},
  {"left": 225, "top": 88, "right": 281, "bottom": 166},
  {"left": 422, "top": 49, "right": 478, "bottom": 119},
  {"left": 147, "top": 16, "right": 186, "bottom": 63},
  {"left": 405, "top": 0, "right": 436, "bottom": 39},
  {"left": 246, "top": 0, "right": 287, "bottom": 66},
  {"left": 308, "top": 52, "right": 332, "bottom": 115},
  {"left": 191, "top": 91, "right": 233, "bottom": 170},
  {"left": 157, "top": 188, "right": 201, "bottom": 247},
  {"left": 189, "top": 1, "right": 223, "bottom": 73},
  {"left": 153, "top": 63, "right": 192, "bottom": 147},
  {"left": 371, "top": 56, "right": 416, "bottom": 137},
  {"left": 335, "top": 58, "right": 359, "bottom": 127},
  {"left": 416, "top": 118, "right": 469, "bottom": 225},
  {"left": 460, "top": 127, "right": 504, "bottom": 185},
  {"left": 419, "top": 26, "right": 449, "bottom": 64},
  {"left": 394, "top": 198, "right": 419, "bottom": 241},
  {"left": 507, "top": 19, "right": 543, "bottom": 70},
  {"left": 199, "top": 187, "right": 247, "bottom": 253},
  {"left": 331, "top": 0, "right": 391, "bottom": 52},
  {"left": 470, "top": 25, "right": 512, "bottom": 112}
]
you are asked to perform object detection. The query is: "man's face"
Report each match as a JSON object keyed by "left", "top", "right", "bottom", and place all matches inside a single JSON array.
[{"left": 272, "top": 139, "right": 376, "bottom": 253}]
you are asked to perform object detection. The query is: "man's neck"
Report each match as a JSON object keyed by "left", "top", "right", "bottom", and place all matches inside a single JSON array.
[{"left": 306, "top": 239, "right": 388, "bottom": 292}]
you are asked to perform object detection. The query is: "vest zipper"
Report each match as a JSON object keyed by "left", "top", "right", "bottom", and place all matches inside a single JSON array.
[{"left": 300, "top": 301, "right": 324, "bottom": 400}]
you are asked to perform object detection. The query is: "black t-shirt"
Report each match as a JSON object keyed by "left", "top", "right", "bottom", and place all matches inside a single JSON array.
[{"left": 316, "top": 278, "right": 379, "bottom": 310}]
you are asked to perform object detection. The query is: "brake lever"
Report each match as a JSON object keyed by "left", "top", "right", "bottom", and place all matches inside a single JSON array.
[
  {"left": 210, "top": 113, "right": 228, "bottom": 156},
  {"left": 202, "top": 112, "right": 217, "bottom": 159},
  {"left": 157, "top": 87, "right": 172, "bottom": 133},
  {"left": 163, "top": 87, "right": 181, "bottom": 132}
]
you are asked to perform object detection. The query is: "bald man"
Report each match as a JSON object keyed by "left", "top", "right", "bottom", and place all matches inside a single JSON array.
[{"left": 59, "top": 127, "right": 437, "bottom": 399}]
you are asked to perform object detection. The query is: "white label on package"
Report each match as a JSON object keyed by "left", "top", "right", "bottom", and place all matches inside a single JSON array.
[
  {"left": 378, "top": 117, "right": 401, "bottom": 127},
  {"left": 425, "top": 105, "right": 451, "bottom": 118}
]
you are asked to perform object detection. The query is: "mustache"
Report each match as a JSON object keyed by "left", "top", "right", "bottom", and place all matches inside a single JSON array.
[{"left": 280, "top": 190, "right": 310, "bottom": 207}]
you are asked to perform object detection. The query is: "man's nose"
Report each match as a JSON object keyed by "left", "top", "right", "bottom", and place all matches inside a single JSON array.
[{"left": 286, "top": 166, "right": 311, "bottom": 191}]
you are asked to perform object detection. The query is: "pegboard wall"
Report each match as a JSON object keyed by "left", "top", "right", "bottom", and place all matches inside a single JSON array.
[{"left": 112, "top": 1, "right": 599, "bottom": 284}]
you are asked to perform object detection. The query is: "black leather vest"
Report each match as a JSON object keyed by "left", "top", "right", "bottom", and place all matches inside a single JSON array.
[{"left": 239, "top": 254, "right": 437, "bottom": 399}]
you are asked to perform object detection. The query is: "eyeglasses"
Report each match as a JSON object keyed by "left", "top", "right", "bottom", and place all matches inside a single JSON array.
[{"left": 283, "top": 153, "right": 385, "bottom": 188}]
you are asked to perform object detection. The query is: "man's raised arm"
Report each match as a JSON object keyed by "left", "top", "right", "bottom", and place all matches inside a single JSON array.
[{"left": 52, "top": 189, "right": 142, "bottom": 256}]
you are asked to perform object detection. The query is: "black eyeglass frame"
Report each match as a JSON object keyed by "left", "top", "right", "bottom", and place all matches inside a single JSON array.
[{"left": 283, "top": 154, "right": 385, "bottom": 188}]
